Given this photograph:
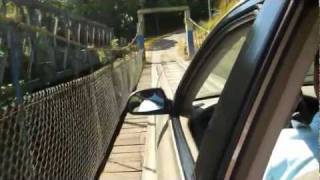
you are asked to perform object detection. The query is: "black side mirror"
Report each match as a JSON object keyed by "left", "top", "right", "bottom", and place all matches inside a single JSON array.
[{"left": 127, "top": 88, "right": 171, "bottom": 115}]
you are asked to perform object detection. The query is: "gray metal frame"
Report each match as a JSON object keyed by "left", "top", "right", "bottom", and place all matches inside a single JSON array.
[{"left": 136, "top": 6, "right": 195, "bottom": 56}]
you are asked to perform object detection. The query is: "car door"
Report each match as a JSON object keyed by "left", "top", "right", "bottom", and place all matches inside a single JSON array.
[
  {"left": 168, "top": 1, "right": 264, "bottom": 179},
  {"left": 171, "top": 0, "right": 318, "bottom": 180},
  {"left": 125, "top": 1, "right": 263, "bottom": 179}
]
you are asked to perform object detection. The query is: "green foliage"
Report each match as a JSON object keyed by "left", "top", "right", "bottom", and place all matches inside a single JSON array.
[
  {"left": 43, "top": 0, "right": 141, "bottom": 39},
  {"left": 111, "top": 38, "right": 119, "bottom": 48},
  {"left": 144, "top": 0, "right": 187, "bottom": 7},
  {"left": 96, "top": 49, "right": 107, "bottom": 64},
  {"left": 0, "top": 42, "right": 7, "bottom": 58},
  {"left": 40, "top": 0, "right": 68, "bottom": 8},
  {"left": 194, "top": 0, "right": 239, "bottom": 48},
  {"left": 40, "top": 0, "right": 211, "bottom": 40},
  {"left": 200, "top": 0, "right": 239, "bottom": 30}
]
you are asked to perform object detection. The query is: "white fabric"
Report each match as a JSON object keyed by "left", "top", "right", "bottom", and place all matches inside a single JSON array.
[{"left": 263, "top": 113, "right": 319, "bottom": 180}]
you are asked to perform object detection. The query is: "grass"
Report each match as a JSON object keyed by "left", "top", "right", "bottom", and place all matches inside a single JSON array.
[
  {"left": 195, "top": 0, "right": 240, "bottom": 42},
  {"left": 203, "top": 0, "right": 240, "bottom": 30}
]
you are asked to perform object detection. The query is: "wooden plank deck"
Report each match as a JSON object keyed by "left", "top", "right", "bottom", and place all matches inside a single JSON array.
[
  {"left": 99, "top": 65, "right": 152, "bottom": 180},
  {"left": 99, "top": 31, "right": 190, "bottom": 180}
]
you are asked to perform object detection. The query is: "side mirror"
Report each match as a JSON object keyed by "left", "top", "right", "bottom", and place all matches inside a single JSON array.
[{"left": 127, "top": 88, "right": 171, "bottom": 115}]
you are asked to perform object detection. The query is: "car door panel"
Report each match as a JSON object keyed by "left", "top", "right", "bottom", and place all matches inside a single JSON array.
[
  {"left": 194, "top": 0, "right": 318, "bottom": 180},
  {"left": 231, "top": 1, "right": 318, "bottom": 179}
]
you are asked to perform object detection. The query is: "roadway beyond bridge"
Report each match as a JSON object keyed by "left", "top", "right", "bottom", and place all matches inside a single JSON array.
[{"left": 99, "top": 31, "right": 189, "bottom": 180}]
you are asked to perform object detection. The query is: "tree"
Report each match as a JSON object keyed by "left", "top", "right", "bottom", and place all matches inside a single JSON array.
[
  {"left": 144, "top": 0, "right": 187, "bottom": 7},
  {"left": 41, "top": 0, "right": 210, "bottom": 40}
]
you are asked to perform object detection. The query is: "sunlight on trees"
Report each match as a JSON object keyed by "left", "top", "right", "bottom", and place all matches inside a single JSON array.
[{"left": 39, "top": 0, "right": 223, "bottom": 40}]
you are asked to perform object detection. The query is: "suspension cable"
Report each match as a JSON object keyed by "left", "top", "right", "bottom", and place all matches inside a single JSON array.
[{"left": 187, "top": 18, "right": 210, "bottom": 34}]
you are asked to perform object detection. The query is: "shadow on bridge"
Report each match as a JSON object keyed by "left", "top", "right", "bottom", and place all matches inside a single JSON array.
[{"left": 148, "top": 39, "right": 177, "bottom": 51}]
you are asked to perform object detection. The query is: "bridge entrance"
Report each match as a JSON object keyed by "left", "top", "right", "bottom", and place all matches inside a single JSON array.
[{"left": 136, "top": 6, "right": 195, "bottom": 56}]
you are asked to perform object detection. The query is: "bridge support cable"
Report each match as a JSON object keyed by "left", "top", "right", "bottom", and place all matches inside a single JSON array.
[{"left": 186, "top": 17, "right": 210, "bottom": 51}]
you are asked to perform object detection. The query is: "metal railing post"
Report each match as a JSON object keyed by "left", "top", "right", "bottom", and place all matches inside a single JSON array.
[
  {"left": 8, "top": 27, "right": 23, "bottom": 104},
  {"left": 92, "top": 26, "right": 95, "bottom": 47},
  {"left": 77, "top": 23, "right": 81, "bottom": 43},
  {"left": 136, "top": 13, "right": 144, "bottom": 50},
  {"left": 184, "top": 9, "right": 195, "bottom": 57}
]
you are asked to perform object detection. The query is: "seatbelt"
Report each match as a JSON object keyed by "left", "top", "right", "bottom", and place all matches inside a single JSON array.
[
  {"left": 292, "top": 94, "right": 316, "bottom": 125},
  {"left": 292, "top": 52, "right": 319, "bottom": 126}
]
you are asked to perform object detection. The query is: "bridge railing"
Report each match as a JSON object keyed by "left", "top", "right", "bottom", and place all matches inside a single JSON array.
[
  {"left": 0, "top": 0, "right": 118, "bottom": 103},
  {"left": 187, "top": 0, "right": 241, "bottom": 51},
  {"left": 186, "top": 17, "right": 210, "bottom": 51},
  {"left": 1, "top": 0, "right": 113, "bottom": 47},
  {"left": 0, "top": 1, "right": 144, "bottom": 179}
]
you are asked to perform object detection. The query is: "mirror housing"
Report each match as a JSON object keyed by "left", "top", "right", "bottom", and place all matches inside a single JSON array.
[{"left": 127, "top": 88, "right": 171, "bottom": 115}]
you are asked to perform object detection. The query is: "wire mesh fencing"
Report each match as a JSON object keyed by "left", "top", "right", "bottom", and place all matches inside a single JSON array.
[
  {"left": 0, "top": 54, "right": 143, "bottom": 179},
  {"left": 0, "top": 0, "right": 144, "bottom": 179}
]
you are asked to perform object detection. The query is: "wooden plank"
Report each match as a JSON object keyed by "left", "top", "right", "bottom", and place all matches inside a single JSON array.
[
  {"left": 117, "top": 133, "right": 145, "bottom": 140},
  {"left": 114, "top": 134, "right": 145, "bottom": 146},
  {"left": 100, "top": 172, "right": 141, "bottom": 180},
  {"left": 103, "top": 161, "right": 142, "bottom": 173},
  {"left": 119, "top": 128, "right": 147, "bottom": 134},
  {"left": 122, "top": 123, "right": 147, "bottom": 129},
  {"left": 125, "top": 119, "right": 149, "bottom": 124},
  {"left": 122, "top": 122, "right": 148, "bottom": 129},
  {"left": 126, "top": 114, "right": 150, "bottom": 120},
  {"left": 100, "top": 65, "right": 154, "bottom": 180},
  {"left": 112, "top": 145, "right": 144, "bottom": 154},
  {"left": 109, "top": 152, "right": 143, "bottom": 162}
]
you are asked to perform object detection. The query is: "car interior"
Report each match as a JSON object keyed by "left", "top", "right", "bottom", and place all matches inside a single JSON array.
[
  {"left": 186, "top": 21, "right": 254, "bottom": 147},
  {"left": 189, "top": 54, "right": 319, "bottom": 148},
  {"left": 182, "top": 1, "right": 319, "bottom": 149}
]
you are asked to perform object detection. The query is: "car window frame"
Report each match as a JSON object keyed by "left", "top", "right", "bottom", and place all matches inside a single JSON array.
[
  {"left": 194, "top": 22, "right": 254, "bottom": 99},
  {"left": 167, "top": 1, "right": 264, "bottom": 180},
  {"left": 229, "top": 1, "right": 318, "bottom": 179},
  {"left": 173, "top": 1, "right": 263, "bottom": 118}
]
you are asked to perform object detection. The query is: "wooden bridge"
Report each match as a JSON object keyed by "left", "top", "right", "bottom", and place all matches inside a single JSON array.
[
  {"left": 99, "top": 32, "right": 190, "bottom": 180},
  {"left": 0, "top": 1, "right": 208, "bottom": 180}
]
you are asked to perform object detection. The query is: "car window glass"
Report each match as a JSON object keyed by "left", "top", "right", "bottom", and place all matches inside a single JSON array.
[
  {"left": 195, "top": 27, "right": 314, "bottom": 101},
  {"left": 195, "top": 24, "right": 251, "bottom": 99}
]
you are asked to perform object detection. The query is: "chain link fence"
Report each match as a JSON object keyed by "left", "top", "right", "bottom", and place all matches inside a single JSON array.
[
  {"left": 0, "top": 0, "right": 144, "bottom": 179},
  {"left": 0, "top": 53, "right": 143, "bottom": 179}
]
